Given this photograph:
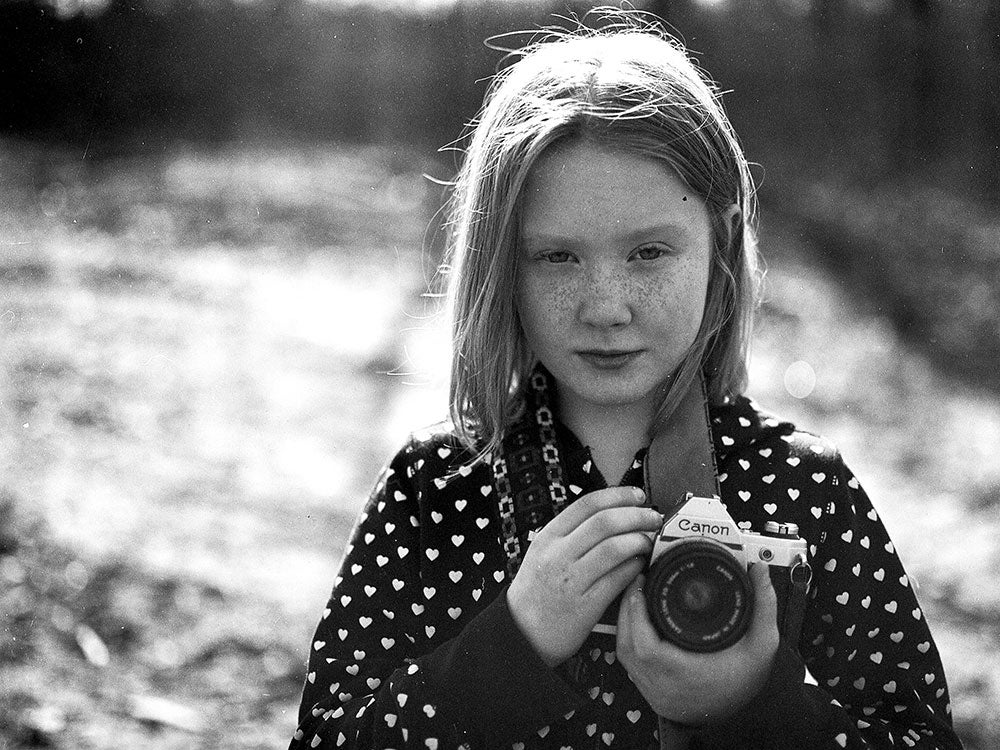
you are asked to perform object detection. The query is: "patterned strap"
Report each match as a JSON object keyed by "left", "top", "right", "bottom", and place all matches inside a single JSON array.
[
  {"left": 494, "top": 370, "right": 568, "bottom": 579},
  {"left": 533, "top": 371, "right": 568, "bottom": 516},
  {"left": 492, "top": 451, "right": 520, "bottom": 579}
]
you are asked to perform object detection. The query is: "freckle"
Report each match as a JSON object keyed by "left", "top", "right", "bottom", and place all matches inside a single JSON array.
[{"left": 682, "top": 196, "right": 688, "bottom": 201}]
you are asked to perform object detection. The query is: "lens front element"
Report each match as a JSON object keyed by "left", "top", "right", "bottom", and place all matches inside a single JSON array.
[{"left": 645, "top": 539, "right": 753, "bottom": 652}]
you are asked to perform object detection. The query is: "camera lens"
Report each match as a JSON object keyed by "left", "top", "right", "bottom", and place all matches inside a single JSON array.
[{"left": 645, "top": 539, "right": 753, "bottom": 652}]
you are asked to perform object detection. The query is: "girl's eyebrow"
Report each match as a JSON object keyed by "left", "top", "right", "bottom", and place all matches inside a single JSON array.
[
  {"left": 520, "top": 231, "right": 577, "bottom": 246},
  {"left": 522, "top": 222, "right": 695, "bottom": 246},
  {"left": 622, "top": 222, "right": 696, "bottom": 243}
]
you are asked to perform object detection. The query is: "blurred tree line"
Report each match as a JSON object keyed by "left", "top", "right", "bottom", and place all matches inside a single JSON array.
[
  {"left": 2, "top": 0, "right": 999, "bottom": 389},
  {"left": 2, "top": 0, "right": 997, "bottom": 198}
]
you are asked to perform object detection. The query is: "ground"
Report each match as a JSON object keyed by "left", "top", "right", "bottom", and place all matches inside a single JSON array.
[{"left": 0, "top": 142, "right": 997, "bottom": 749}]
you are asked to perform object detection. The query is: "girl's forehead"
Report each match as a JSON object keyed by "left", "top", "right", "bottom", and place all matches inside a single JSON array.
[
  {"left": 520, "top": 140, "right": 709, "bottom": 241},
  {"left": 524, "top": 140, "right": 690, "bottom": 197}
]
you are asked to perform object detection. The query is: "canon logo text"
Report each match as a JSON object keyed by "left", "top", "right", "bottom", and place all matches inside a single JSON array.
[{"left": 677, "top": 518, "right": 730, "bottom": 537}]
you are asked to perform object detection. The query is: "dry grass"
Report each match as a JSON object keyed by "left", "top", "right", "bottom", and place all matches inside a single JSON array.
[{"left": 0, "top": 141, "right": 996, "bottom": 749}]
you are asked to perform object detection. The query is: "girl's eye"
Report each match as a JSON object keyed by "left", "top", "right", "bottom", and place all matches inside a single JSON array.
[
  {"left": 631, "top": 243, "right": 671, "bottom": 261},
  {"left": 539, "top": 250, "right": 574, "bottom": 264}
]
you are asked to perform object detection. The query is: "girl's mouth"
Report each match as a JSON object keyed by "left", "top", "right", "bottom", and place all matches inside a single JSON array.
[{"left": 577, "top": 350, "right": 643, "bottom": 369}]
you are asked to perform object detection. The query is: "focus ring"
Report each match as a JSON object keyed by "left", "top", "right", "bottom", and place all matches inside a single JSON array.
[{"left": 644, "top": 538, "right": 754, "bottom": 652}]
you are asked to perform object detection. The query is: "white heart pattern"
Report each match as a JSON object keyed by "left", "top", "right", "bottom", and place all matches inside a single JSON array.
[{"left": 294, "top": 393, "right": 951, "bottom": 750}]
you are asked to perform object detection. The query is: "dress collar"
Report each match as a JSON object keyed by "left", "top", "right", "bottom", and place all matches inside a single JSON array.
[{"left": 521, "top": 364, "right": 648, "bottom": 488}]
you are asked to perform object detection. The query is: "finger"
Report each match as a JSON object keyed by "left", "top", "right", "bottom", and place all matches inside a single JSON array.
[
  {"left": 568, "top": 506, "right": 662, "bottom": 559},
  {"left": 747, "top": 563, "right": 779, "bottom": 645},
  {"left": 622, "top": 573, "right": 661, "bottom": 656},
  {"left": 618, "top": 573, "right": 644, "bottom": 626},
  {"left": 616, "top": 574, "right": 644, "bottom": 664},
  {"left": 616, "top": 573, "right": 670, "bottom": 672},
  {"left": 545, "top": 486, "right": 646, "bottom": 536},
  {"left": 576, "top": 528, "right": 656, "bottom": 581},
  {"left": 582, "top": 555, "right": 645, "bottom": 613}
]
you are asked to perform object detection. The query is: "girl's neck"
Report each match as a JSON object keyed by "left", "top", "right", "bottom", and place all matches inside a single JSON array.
[{"left": 559, "top": 397, "right": 655, "bottom": 486}]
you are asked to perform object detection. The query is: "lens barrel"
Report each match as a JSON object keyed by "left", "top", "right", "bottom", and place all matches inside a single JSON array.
[{"left": 644, "top": 539, "right": 753, "bottom": 652}]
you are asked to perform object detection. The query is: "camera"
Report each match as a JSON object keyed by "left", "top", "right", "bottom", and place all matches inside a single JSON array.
[{"left": 644, "top": 494, "right": 809, "bottom": 652}]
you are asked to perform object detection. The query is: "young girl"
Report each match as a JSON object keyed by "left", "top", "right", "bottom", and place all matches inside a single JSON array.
[{"left": 290, "top": 13, "right": 961, "bottom": 750}]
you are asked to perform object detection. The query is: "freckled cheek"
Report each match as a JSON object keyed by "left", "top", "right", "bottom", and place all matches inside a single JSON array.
[
  {"left": 518, "top": 278, "right": 576, "bottom": 330},
  {"left": 640, "top": 273, "right": 709, "bottom": 331},
  {"left": 545, "top": 286, "right": 576, "bottom": 318}
]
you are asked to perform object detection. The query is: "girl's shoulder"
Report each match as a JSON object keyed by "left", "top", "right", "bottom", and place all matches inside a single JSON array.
[
  {"left": 384, "top": 420, "right": 493, "bottom": 495},
  {"left": 709, "top": 395, "right": 845, "bottom": 475},
  {"left": 708, "top": 396, "right": 866, "bottom": 546},
  {"left": 400, "top": 420, "right": 468, "bottom": 458}
]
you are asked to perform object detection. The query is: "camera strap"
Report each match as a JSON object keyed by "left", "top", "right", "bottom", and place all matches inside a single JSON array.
[
  {"left": 643, "top": 376, "right": 719, "bottom": 750},
  {"left": 644, "top": 375, "right": 809, "bottom": 750},
  {"left": 642, "top": 372, "right": 720, "bottom": 514}
]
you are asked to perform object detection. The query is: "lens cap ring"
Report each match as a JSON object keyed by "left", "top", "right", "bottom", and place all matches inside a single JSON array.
[{"left": 645, "top": 539, "right": 754, "bottom": 652}]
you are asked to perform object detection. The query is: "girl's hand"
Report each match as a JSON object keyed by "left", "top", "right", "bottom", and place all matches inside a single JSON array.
[
  {"left": 506, "top": 487, "right": 663, "bottom": 667},
  {"left": 615, "top": 563, "right": 780, "bottom": 725}
]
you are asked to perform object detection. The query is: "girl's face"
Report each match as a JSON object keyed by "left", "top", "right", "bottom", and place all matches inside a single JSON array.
[{"left": 516, "top": 139, "right": 713, "bottom": 426}]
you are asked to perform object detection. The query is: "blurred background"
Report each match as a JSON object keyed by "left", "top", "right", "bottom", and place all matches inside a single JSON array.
[{"left": 0, "top": 0, "right": 998, "bottom": 747}]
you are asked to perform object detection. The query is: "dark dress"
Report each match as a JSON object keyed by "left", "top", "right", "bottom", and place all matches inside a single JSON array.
[{"left": 290, "top": 371, "right": 960, "bottom": 750}]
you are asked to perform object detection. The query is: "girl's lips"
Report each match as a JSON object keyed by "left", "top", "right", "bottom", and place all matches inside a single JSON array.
[{"left": 577, "top": 350, "right": 643, "bottom": 369}]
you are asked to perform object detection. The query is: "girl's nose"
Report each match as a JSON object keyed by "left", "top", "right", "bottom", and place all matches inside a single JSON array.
[{"left": 578, "top": 267, "right": 633, "bottom": 328}]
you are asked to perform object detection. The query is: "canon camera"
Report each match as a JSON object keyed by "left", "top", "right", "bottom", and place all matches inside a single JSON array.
[{"left": 644, "top": 493, "right": 809, "bottom": 652}]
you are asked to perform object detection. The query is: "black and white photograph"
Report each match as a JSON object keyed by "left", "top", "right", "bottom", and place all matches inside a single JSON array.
[{"left": 0, "top": 1, "right": 997, "bottom": 748}]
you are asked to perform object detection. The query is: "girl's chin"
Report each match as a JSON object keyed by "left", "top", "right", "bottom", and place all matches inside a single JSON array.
[
  {"left": 561, "top": 381, "right": 666, "bottom": 413},
  {"left": 542, "top": 358, "right": 674, "bottom": 410}
]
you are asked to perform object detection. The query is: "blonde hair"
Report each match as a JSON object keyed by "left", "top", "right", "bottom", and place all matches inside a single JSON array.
[{"left": 444, "top": 10, "right": 762, "bottom": 457}]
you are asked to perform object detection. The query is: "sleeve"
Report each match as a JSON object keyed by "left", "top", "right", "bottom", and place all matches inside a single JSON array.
[
  {"left": 290, "top": 440, "right": 584, "bottom": 750},
  {"left": 691, "top": 455, "right": 962, "bottom": 750}
]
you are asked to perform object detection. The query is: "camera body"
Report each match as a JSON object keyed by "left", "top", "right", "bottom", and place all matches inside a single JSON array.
[{"left": 644, "top": 493, "right": 809, "bottom": 652}]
